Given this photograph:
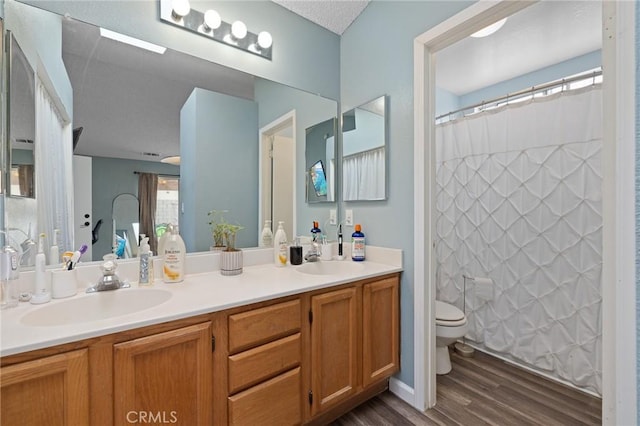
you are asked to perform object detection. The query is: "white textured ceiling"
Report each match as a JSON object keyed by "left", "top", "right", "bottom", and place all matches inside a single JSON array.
[
  {"left": 271, "top": 0, "right": 369, "bottom": 35},
  {"left": 436, "top": 1, "right": 602, "bottom": 96}
]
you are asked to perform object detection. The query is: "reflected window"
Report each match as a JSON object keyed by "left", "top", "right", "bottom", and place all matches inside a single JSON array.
[{"left": 155, "top": 176, "right": 180, "bottom": 237}]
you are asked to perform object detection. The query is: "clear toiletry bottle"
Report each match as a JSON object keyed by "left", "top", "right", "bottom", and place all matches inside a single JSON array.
[
  {"left": 351, "top": 224, "right": 365, "bottom": 261},
  {"left": 261, "top": 220, "right": 273, "bottom": 247},
  {"left": 138, "top": 236, "right": 154, "bottom": 286}
]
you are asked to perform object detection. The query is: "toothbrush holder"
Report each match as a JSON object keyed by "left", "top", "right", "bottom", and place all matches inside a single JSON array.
[{"left": 51, "top": 269, "right": 78, "bottom": 299}]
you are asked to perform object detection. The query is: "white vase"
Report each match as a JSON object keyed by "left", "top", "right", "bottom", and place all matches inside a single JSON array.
[{"left": 220, "top": 250, "right": 243, "bottom": 276}]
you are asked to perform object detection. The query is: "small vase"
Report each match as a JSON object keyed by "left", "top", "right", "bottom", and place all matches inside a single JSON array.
[{"left": 220, "top": 249, "right": 243, "bottom": 276}]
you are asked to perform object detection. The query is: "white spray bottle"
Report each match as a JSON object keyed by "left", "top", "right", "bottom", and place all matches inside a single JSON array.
[{"left": 31, "top": 233, "right": 51, "bottom": 304}]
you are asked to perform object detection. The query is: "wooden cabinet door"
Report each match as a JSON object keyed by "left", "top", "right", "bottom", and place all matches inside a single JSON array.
[
  {"left": 362, "top": 277, "right": 400, "bottom": 387},
  {"left": 113, "top": 322, "right": 212, "bottom": 426},
  {"left": 310, "top": 286, "right": 359, "bottom": 416},
  {"left": 1, "top": 349, "right": 89, "bottom": 426}
]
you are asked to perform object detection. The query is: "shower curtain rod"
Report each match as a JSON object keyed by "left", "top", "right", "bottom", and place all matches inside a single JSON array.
[
  {"left": 435, "top": 69, "right": 602, "bottom": 121},
  {"left": 133, "top": 171, "right": 180, "bottom": 177}
]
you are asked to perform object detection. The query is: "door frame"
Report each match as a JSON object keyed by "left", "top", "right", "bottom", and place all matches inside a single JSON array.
[
  {"left": 412, "top": 1, "right": 636, "bottom": 424},
  {"left": 258, "top": 110, "right": 296, "bottom": 238}
]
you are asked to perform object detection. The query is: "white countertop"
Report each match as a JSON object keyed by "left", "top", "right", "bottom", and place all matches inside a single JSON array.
[{"left": 1, "top": 246, "right": 402, "bottom": 357}]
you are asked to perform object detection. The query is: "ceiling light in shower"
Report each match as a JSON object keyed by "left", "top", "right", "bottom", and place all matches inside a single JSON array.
[
  {"left": 470, "top": 18, "right": 507, "bottom": 38},
  {"left": 161, "top": 156, "right": 181, "bottom": 165}
]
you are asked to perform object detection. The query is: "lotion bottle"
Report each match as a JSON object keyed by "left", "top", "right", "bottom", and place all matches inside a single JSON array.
[
  {"left": 31, "top": 233, "right": 51, "bottom": 304},
  {"left": 163, "top": 226, "right": 185, "bottom": 283},
  {"left": 260, "top": 220, "right": 273, "bottom": 247},
  {"left": 138, "top": 236, "right": 154, "bottom": 286},
  {"left": 351, "top": 224, "right": 365, "bottom": 262},
  {"left": 48, "top": 229, "right": 60, "bottom": 266},
  {"left": 157, "top": 223, "right": 174, "bottom": 257},
  {"left": 273, "top": 221, "right": 288, "bottom": 267}
]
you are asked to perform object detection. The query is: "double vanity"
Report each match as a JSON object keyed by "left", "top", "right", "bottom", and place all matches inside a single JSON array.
[{"left": 1, "top": 247, "right": 401, "bottom": 425}]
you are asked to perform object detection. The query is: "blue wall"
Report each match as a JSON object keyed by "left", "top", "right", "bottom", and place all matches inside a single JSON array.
[
  {"left": 180, "top": 88, "right": 258, "bottom": 252},
  {"left": 460, "top": 50, "right": 601, "bottom": 107},
  {"left": 341, "top": 0, "right": 473, "bottom": 388}
]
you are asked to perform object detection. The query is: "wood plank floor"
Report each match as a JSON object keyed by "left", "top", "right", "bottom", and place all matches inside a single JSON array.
[{"left": 331, "top": 349, "right": 602, "bottom": 426}]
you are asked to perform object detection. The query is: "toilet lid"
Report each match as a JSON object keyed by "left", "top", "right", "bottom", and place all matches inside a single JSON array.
[{"left": 435, "top": 301, "right": 465, "bottom": 322}]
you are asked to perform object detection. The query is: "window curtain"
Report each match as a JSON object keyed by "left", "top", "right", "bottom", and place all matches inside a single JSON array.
[
  {"left": 138, "top": 173, "right": 158, "bottom": 254},
  {"left": 18, "top": 165, "right": 34, "bottom": 197},
  {"left": 35, "top": 78, "right": 73, "bottom": 253},
  {"left": 435, "top": 86, "right": 603, "bottom": 394},
  {"left": 342, "top": 146, "right": 385, "bottom": 201}
]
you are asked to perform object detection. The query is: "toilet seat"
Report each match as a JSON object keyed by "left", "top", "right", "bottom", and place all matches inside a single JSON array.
[{"left": 436, "top": 300, "right": 466, "bottom": 327}]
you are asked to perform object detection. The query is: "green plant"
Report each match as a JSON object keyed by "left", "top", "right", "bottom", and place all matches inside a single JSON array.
[{"left": 207, "top": 210, "right": 243, "bottom": 251}]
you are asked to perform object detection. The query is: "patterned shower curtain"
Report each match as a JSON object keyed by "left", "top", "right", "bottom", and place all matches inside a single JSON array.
[{"left": 435, "top": 85, "right": 603, "bottom": 394}]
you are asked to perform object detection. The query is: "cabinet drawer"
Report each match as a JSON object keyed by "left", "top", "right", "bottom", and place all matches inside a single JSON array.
[
  {"left": 228, "top": 299, "right": 301, "bottom": 353},
  {"left": 228, "top": 333, "right": 300, "bottom": 394},
  {"left": 228, "top": 367, "right": 301, "bottom": 426}
]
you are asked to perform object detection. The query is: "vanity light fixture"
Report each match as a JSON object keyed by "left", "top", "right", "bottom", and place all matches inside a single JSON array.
[
  {"left": 159, "top": 0, "right": 273, "bottom": 60},
  {"left": 201, "top": 10, "right": 221, "bottom": 33},
  {"left": 99, "top": 28, "right": 167, "bottom": 54},
  {"left": 470, "top": 17, "right": 507, "bottom": 38}
]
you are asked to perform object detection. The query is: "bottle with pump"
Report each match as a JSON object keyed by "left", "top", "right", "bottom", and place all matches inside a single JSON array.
[
  {"left": 351, "top": 224, "right": 365, "bottom": 262},
  {"left": 49, "top": 229, "right": 60, "bottom": 266},
  {"left": 260, "top": 220, "right": 273, "bottom": 247},
  {"left": 163, "top": 226, "right": 185, "bottom": 283},
  {"left": 31, "top": 233, "right": 51, "bottom": 304},
  {"left": 158, "top": 223, "right": 174, "bottom": 257},
  {"left": 273, "top": 221, "right": 288, "bottom": 266},
  {"left": 139, "top": 236, "right": 154, "bottom": 286}
]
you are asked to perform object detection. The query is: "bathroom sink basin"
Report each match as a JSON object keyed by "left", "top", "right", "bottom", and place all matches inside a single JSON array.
[
  {"left": 21, "top": 288, "right": 172, "bottom": 327},
  {"left": 294, "top": 261, "right": 366, "bottom": 276}
]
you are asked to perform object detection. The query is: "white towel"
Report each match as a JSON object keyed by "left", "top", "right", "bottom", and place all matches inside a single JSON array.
[{"left": 473, "top": 277, "right": 494, "bottom": 301}]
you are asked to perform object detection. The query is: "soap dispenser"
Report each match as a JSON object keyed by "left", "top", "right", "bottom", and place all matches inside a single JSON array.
[{"left": 138, "top": 236, "right": 154, "bottom": 286}]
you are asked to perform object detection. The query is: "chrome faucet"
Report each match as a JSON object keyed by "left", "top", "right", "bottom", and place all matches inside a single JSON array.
[
  {"left": 86, "top": 254, "right": 130, "bottom": 292},
  {"left": 304, "top": 235, "right": 322, "bottom": 262}
]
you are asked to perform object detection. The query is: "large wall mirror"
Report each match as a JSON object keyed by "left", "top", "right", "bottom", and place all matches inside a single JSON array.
[
  {"left": 342, "top": 95, "right": 387, "bottom": 201},
  {"left": 7, "top": 31, "right": 36, "bottom": 199},
  {"left": 2, "top": 0, "right": 338, "bottom": 264}
]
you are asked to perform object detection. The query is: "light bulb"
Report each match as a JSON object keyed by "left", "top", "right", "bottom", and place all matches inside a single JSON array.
[
  {"left": 203, "top": 10, "right": 221, "bottom": 32},
  {"left": 470, "top": 18, "right": 507, "bottom": 38},
  {"left": 171, "top": 0, "right": 191, "bottom": 19},
  {"left": 231, "top": 21, "right": 247, "bottom": 40},
  {"left": 257, "top": 31, "right": 272, "bottom": 49}
]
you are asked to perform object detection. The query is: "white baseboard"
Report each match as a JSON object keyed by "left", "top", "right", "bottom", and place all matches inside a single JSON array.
[{"left": 389, "top": 377, "right": 415, "bottom": 407}]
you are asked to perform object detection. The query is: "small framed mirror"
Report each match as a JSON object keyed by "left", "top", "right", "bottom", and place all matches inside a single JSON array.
[
  {"left": 305, "top": 117, "right": 337, "bottom": 203},
  {"left": 342, "top": 95, "right": 387, "bottom": 201},
  {"left": 7, "top": 31, "right": 36, "bottom": 198}
]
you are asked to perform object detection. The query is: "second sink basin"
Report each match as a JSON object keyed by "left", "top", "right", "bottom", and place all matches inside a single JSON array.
[
  {"left": 21, "top": 288, "right": 172, "bottom": 327},
  {"left": 294, "top": 261, "right": 366, "bottom": 276}
]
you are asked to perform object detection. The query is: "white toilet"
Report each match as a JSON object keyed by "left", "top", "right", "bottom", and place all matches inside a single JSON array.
[{"left": 435, "top": 300, "right": 468, "bottom": 375}]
